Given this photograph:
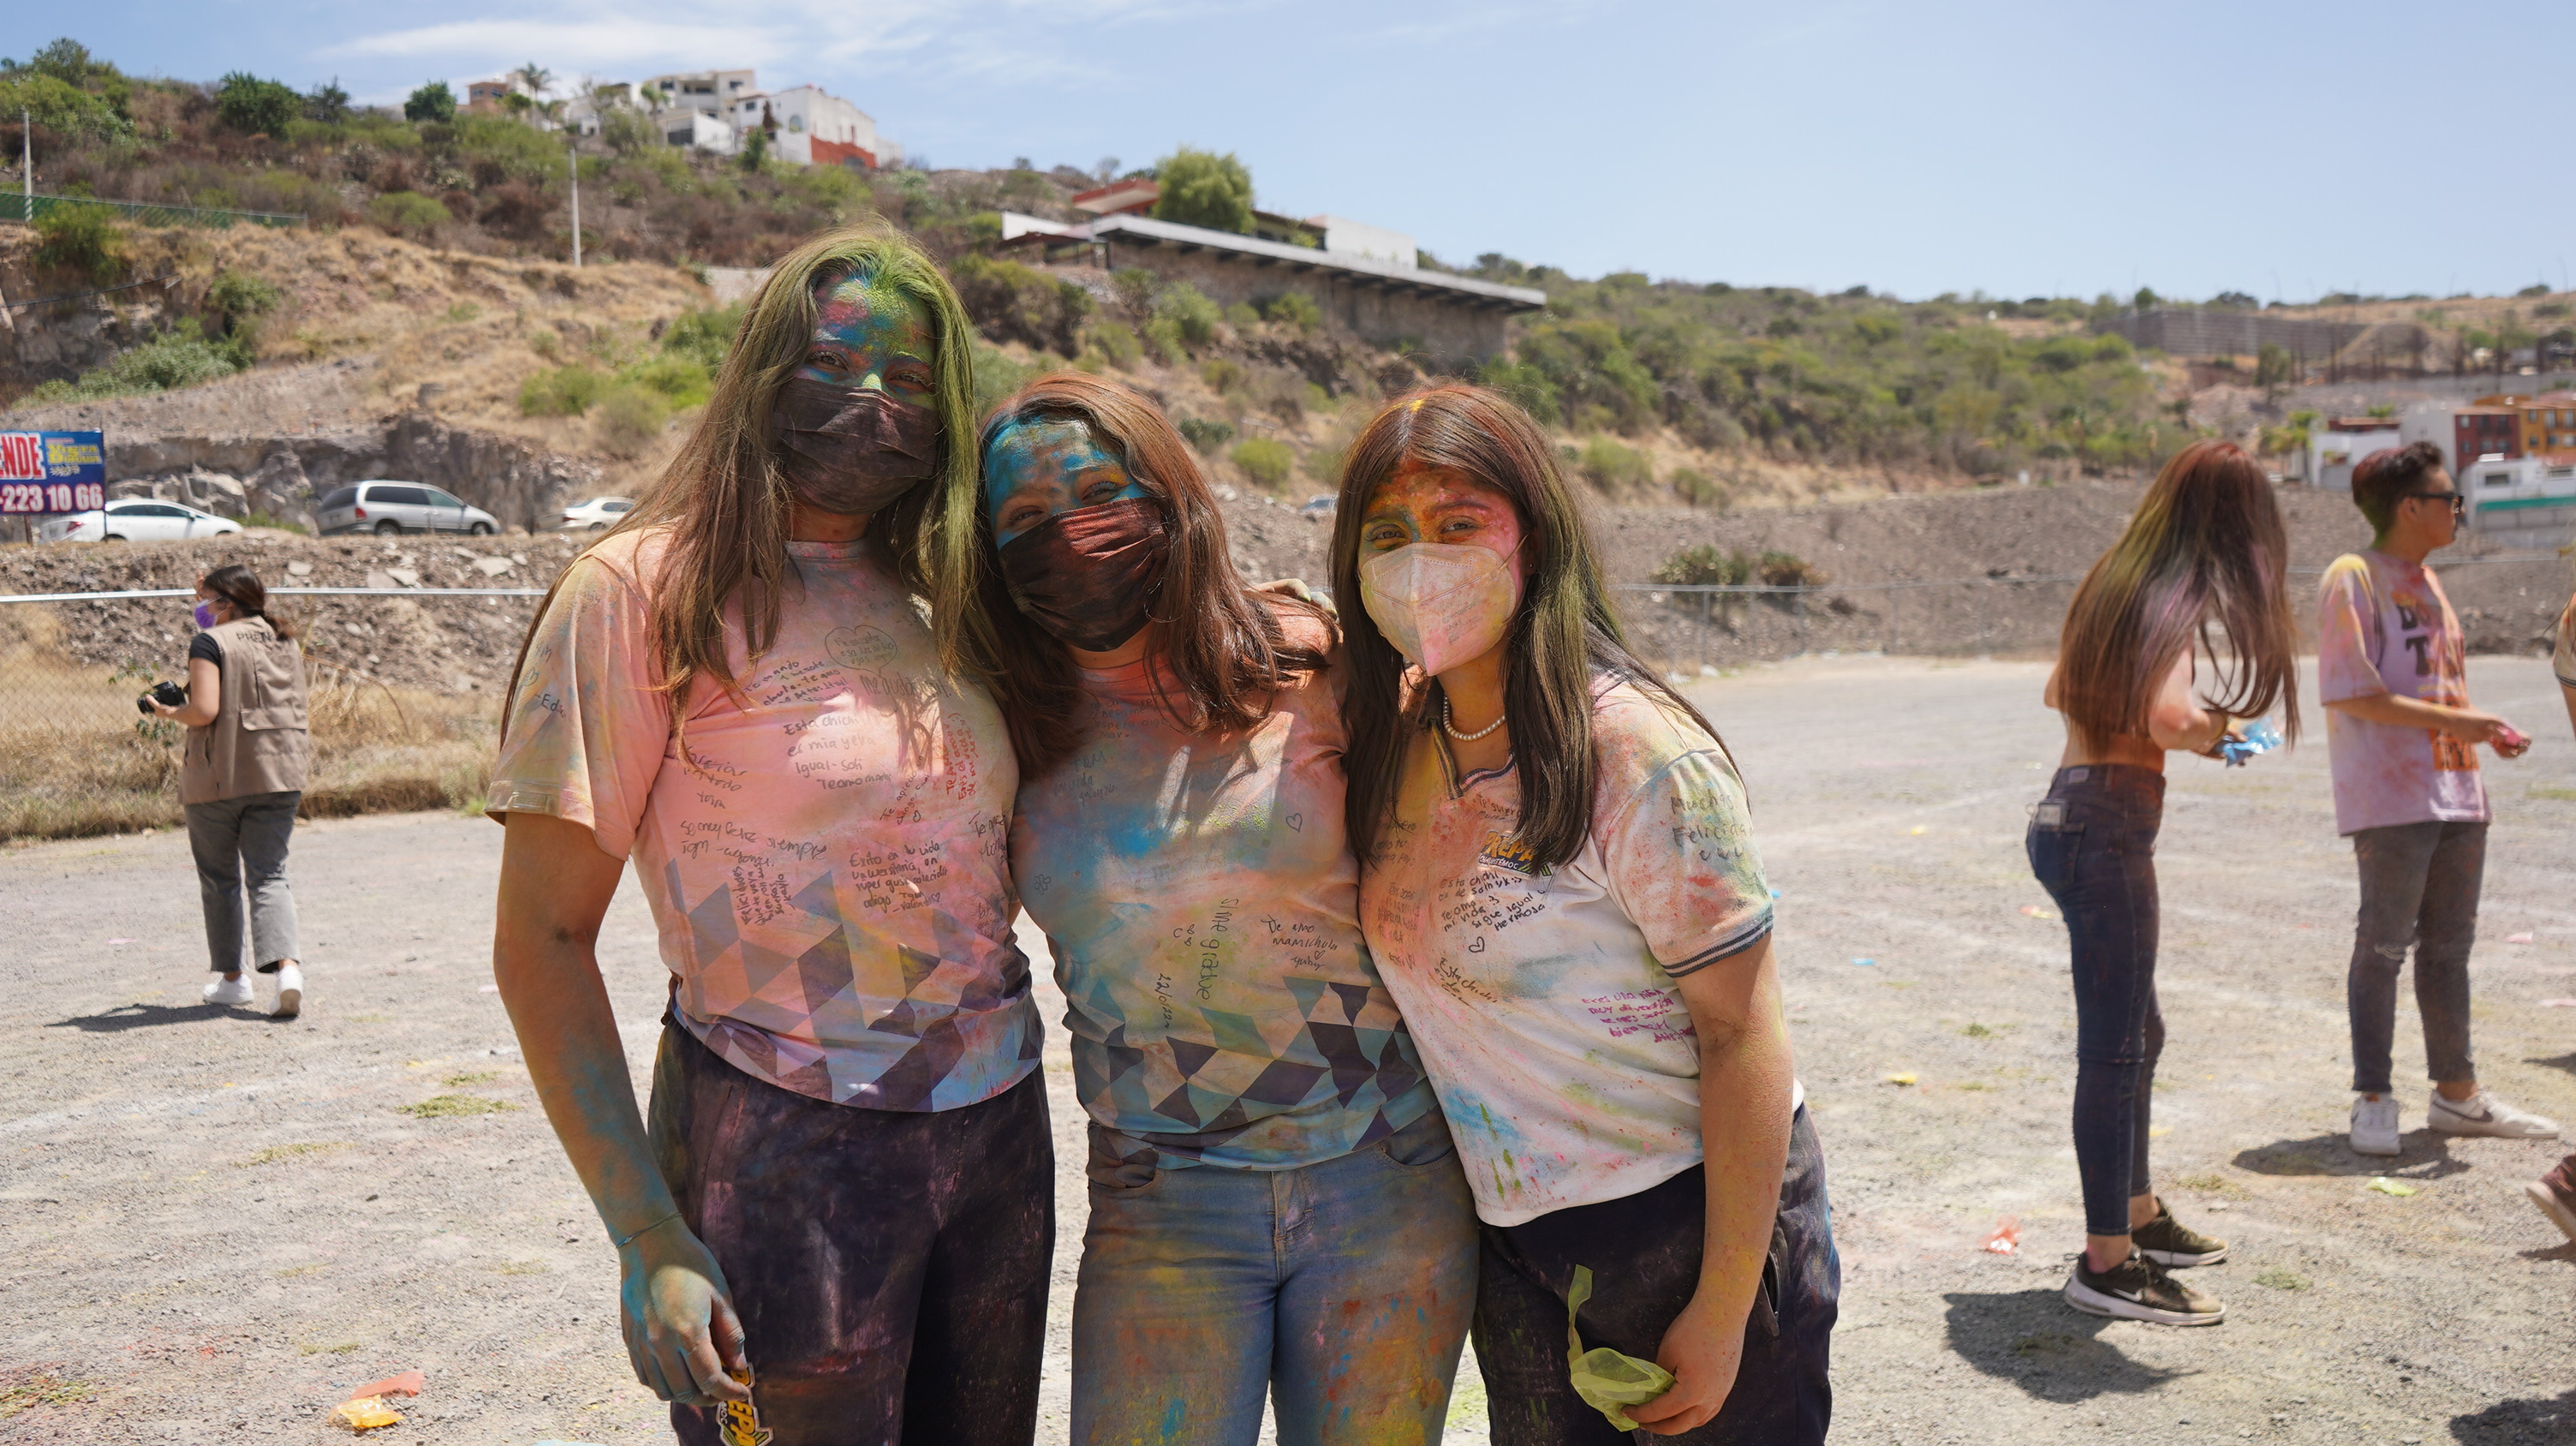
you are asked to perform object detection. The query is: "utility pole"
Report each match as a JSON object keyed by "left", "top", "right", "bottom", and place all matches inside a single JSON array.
[
  {"left": 21, "top": 108, "right": 30, "bottom": 219},
  {"left": 567, "top": 140, "right": 581, "bottom": 267}
]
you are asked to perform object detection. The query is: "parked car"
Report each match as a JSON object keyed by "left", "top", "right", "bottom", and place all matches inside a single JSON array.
[
  {"left": 317, "top": 481, "right": 499, "bottom": 536},
  {"left": 39, "top": 499, "right": 243, "bottom": 543},
  {"left": 557, "top": 496, "right": 635, "bottom": 531},
  {"left": 1297, "top": 494, "right": 1338, "bottom": 518}
]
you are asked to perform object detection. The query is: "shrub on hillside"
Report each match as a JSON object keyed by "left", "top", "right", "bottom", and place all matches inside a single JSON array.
[
  {"left": 0, "top": 73, "right": 132, "bottom": 142},
  {"left": 1577, "top": 435, "right": 1652, "bottom": 493},
  {"left": 1151, "top": 148, "right": 1253, "bottom": 233},
  {"left": 214, "top": 71, "right": 297, "bottom": 135},
  {"left": 367, "top": 190, "right": 450, "bottom": 240},
  {"left": 1667, "top": 466, "right": 1727, "bottom": 510},
  {"left": 1154, "top": 282, "right": 1220, "bottom": 349},
  {"left": 973, "top": 339, "right": 1041, "bottom": 421},
  {"left": 1088, "top": 322, "right": 1142, "bottom": 368},
  {"left": 658, "top": 303, "right": 745, "bottom": 371},
  {"left": 403, "top": 81, "right": 456, "bottom": 123},
  {"left": 32, "top": 201, "right": 123, "bottom": 284},
  {"left": 519, "top": 364, "right": 609, "bottom": 417},
  {"left": 1653, "top": 545, "right": 1751, "bottom": 588},
  {"left": 1756, "top": 551, "right": 1827, "bottom": 588},
  {"left": 1302, "top": 444, "right": 1345, "bottom": 485},
  {"left": 592, "top": 385, "right": 670, "bottom": 457},
  {"left": 1231, "top": 437, "right": 1293, "bottom": 489},
  {"left": 951, "top": 254, "right": 1090, "bottom": 355},
  {"left": 1176, "top": 416, "right": 1234, "bottom": 456},
  {"left": 1261, "top": 290, "right": 1322, "bottom": 334},
  {"left": 22, "top": 320, "right": 239, "bottom": 404},
  {"left": 1111, "top": 267, "right": 1158, "bottom": 324},
  {"left": 622, "top": 354, "right": 713, "bottom": 411}
]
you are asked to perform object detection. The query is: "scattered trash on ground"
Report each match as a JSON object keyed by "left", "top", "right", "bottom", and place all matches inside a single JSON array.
[
  {"left": 1980, "top": 1217, "right": 2021, "bottom": 1255},
  {"left": 347, "top": 1371, "right": 424, "bottom": 1400},
  {"left": 2367, "top": 1177, "right": 2418, "bottom": 1197},
  {"left": 2540, "top": 1000, "right": 2576, "bottom": 1009},
  {"left": 2018, "top": 905, "right": 2057, "bottom": 921},
  {"left": 105, "top": 937, "right": 134, "bottom": 945},
  {"left": 1852, "top": 957, "right": 1876, "bottom": 967},
  {"left": 2505, "top": 932, "right": 2535, "bottom": 944},
  {"left": 1885, "top": 1073, "right": 1918, "bottom": 1086},
  {"left": 330, "top": 1397, "right": 401, "bottom": 1431},
  {"left": 1908, "top": 825, "right": 1928, "bottom": 835},
  {"left": 479, "top": 984, "right": 501, "bottom": 993}
]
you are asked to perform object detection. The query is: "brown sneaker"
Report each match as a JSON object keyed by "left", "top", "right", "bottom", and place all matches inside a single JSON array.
[
  {"left": 2526, "top": 1158, "right": 2576, "bottom": 1244},
  {"left": 2131, "top": 1201, "right": 2228, "bottom": 1267}
]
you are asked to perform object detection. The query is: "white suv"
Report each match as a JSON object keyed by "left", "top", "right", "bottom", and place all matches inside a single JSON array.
[{"left": 558, "top": 497, "right": 635, "bottom": 531}]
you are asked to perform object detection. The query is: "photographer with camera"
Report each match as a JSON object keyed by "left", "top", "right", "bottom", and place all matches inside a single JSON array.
[{"left": 147, "top": 564, "right": 312, "bottom": 1018}]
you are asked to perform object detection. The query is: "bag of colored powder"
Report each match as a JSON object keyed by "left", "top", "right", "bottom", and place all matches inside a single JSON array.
[{"left": 1565, "top": 1264, "right": 1677, "bottom": 1431}]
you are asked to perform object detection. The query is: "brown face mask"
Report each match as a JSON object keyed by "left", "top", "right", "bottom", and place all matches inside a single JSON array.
[
  {"left": 996, "top": 497, "right": 1172, "bottom": 653},
  {"left": 770, "top": 375, "right": 940, "bottom": 517}
]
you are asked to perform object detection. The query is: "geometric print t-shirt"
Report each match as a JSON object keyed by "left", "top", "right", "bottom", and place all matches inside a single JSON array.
[
  {"left": 487, "top": 528, "right": 1037, "bottom": 1112},
  {"left": 2316, "top": 549, "right": 2489, "bottom": 835},
  {"left": 1010, "top": 609, "right": 1434, "bottom": 1171}
]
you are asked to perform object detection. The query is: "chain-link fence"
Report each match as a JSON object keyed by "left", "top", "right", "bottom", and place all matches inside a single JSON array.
[
  {"left": 1, "top": 586, "right": 540, "bottom": 842},
  {"left": 1618, "top": 575, "right": 2088, "bottom": 678}
]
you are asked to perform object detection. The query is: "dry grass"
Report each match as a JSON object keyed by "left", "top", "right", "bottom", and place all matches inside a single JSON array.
[
  {"left": 397, "top": 1094, "right": 519, "bottom": 1119},
  {"left": 0, "top": 606, "right": 498, "bottom": 842}
]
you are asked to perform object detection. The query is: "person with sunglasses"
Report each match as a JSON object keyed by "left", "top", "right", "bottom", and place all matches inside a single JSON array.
[{"left": 2319, "top": 441, "right": 2554, "bottom": 1159}]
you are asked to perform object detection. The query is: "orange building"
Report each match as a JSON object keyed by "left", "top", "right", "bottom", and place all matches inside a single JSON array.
[{"left": 2472, "top": 391, "right": 2576, "bottom": 456}]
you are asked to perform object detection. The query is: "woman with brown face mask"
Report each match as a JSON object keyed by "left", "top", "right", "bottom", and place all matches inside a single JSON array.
[
  {"left": 486, "top": 227, "right": 1053, "bottom": 1446},
  {"left": 937, "top": 372, "right": 1480, "bottom": 1445}
]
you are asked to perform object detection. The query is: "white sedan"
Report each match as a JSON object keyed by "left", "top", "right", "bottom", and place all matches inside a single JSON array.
[
  {"left": 557, "top": 496, "right": 634, "bottom": 531},
  {"left": 39, "top": 499, "right": 243, "bottom": 542}
]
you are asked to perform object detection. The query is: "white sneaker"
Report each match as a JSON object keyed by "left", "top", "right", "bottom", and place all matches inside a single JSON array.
[
  {"left": 2350, "top": 1096, "right": 2401, "bottom": 1156},
  {"left": 2429, "top": 1090, "right": 2561, "bottom": 1140},
  {"left": 202, "top": 975, "right": 253, "bottom": 1007},
  {"left": 271, "top": 964, "right": 303, "bottom": 1019}
]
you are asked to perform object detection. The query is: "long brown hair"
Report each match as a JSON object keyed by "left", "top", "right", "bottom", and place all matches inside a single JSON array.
[
  {"left": 949, "top": 372, "right": 1328, "bottom": 774},
  {"left": 1330, "top": 385, "right": 1722, "bottom": 870},
  {"left": 200, "top": 563, "right": 296, "bottom": 640},
  {"left": 504, "top": 224, "right": 980, "bottom": 739},
  {"left": 2055, "top": 439, "right": 2299, "bottom": 748}
]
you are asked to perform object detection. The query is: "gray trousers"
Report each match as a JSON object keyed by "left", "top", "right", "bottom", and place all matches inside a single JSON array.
[
  {"left": 2347, "top": 820, "right": 2484, "bottom": 1095},
  {"left": 186, "top": 791, "right": 301, "bottom": 975}
]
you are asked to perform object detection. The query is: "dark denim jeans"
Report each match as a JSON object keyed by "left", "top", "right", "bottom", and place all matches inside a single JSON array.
[
  {"left": 2347, "top": 820, "right": 2484, "bottom": 1094},
  {"left": 1472, "top": 1107, "right": 1837, "bottom": 1445},
  {"left": 2027, "top": 764, "right": 2165, "bottom": 1238}
]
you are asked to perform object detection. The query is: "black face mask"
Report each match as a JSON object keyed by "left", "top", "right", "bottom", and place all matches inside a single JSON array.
[
  {"left": 770, "top": 375, "right": 940, "bottom": 517},
  {"left": 996, "top": 498, "right": 1171, "bottom": 652}
]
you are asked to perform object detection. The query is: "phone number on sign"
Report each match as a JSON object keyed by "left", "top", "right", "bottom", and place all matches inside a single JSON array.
[{"left": 0, "top": 481, "right": 105, "bottom": 514}]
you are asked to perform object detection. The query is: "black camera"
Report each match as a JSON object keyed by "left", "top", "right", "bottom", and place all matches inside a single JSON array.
[{"left": 136, "top": 680, "right": 188, "bottom": 716}]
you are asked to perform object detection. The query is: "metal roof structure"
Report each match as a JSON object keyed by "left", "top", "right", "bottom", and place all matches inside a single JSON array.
[{"left": 1009, "top": 214, "right": 1547, "bottom": 313}]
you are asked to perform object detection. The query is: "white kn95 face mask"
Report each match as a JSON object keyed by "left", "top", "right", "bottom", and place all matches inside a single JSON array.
[{"left": 1358, "top": 542, "right": 1523, "bottom": 678}]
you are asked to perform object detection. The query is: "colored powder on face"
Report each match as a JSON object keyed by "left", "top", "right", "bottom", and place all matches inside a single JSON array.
[
  {"left": 805, "top": 272, "right": 934, "bottom": 397},
  {"left": 982, "top": 419, "right": 1148, "bottom": 546}
]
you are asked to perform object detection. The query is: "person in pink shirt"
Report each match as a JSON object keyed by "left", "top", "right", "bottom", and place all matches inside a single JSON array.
[
  {"left": 486, "top": 228, "right": 1050, "bottom": 1445},
  {"left": 2319, "top": 441, "right": 2555, "bottom": 1159}
]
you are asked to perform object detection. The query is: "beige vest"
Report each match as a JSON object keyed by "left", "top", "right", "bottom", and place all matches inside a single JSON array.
[{"left": 179, "top": 616, "right": 312, "bottom": 804}]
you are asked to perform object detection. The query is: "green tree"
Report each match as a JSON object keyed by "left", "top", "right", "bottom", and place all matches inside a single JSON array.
[
  {"left": 2254, "top": 342, "right": 2293, "bottom": 395},
  {"left": 2133, "top": 286, "right": 2161, "bottom": 313},
  {"left": 33, "top": 200, "right": 123, "bottom": 284},
  {"left": 1152, "top": 147, "right": 1254, "bottom": 233},
  {"left": 214, "top": 72, "right": 299, "bottom": 135},
  {"left": 303, "top": 78, "right": 351, "bottom": 124},
  {"left": 403, "top": 81, "right": 456, "bottom": 123}
]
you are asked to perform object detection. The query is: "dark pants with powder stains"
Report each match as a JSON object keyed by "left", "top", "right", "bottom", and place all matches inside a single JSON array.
[
  {"left": 650, "top": 1014, "right": 1054, "bottom": 1446},
  {"left": 1473, "top": 1107, "right": 1836, "bottom": 1446},
  {"left": 2027, "top": 763, "right": 2165, "bottom": 1237},
  {"left": 2346, "top": 820, "right": 2484, "bottom": 1095}
]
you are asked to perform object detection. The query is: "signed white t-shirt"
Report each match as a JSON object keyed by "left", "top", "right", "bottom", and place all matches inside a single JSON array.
[{"left": 1361, "top": 678, "right": 1783, "bottom": 1226}]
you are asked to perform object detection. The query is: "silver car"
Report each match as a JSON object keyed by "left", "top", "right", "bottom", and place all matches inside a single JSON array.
[{"left": 318, "top": 481, "right": 499, "bottom": 536}]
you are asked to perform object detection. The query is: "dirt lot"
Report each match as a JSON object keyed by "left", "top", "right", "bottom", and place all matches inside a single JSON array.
[{"left": 3, "top": 656, "right": 2573, "bottom": 1445}]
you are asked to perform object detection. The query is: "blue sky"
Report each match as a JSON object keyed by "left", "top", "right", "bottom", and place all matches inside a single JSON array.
[{"left": 36, "top": 0, "right": 2576, "bottom": 302}]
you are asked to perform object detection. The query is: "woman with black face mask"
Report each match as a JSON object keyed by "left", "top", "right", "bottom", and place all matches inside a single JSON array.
[{"left": 935, "top": 373, "right": 1479, "bottom": 1445}]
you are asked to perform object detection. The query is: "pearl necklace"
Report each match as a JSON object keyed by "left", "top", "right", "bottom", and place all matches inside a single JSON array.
[{"left": 1443, "top": 693, "right": 1506, "bottom": 742}]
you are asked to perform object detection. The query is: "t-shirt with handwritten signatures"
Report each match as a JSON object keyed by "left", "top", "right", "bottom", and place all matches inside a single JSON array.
[
  {"left": 1011, "top": 611, "right": 1434, "bottom": 1171},
  {"left": 1361, "top": 678, "right": 1782, "bottom": 1227},
  {"left": 487, "top": 529, "right": 1036, "bottom": 1112},
  {"left": 2317, "top": 550, "right": 2489, "bottom": 836}
]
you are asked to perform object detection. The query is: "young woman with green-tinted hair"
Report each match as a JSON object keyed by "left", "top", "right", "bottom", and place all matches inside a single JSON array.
[{"left": 489, "top": 224, "right": 1055, "bottom": 1445}]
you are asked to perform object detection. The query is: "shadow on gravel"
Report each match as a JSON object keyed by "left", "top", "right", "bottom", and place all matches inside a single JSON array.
[
  {"left": 2448, "top": 1386, "right": 2573, "bottom": 1443},
  {"left": 45, "top": 1001, "right": 262, "bottom": 1032},
  {"left": 2513, "top": 1240, "right": 2576, "bottom": 1265},
  {"left": 2525, "top": 1051, "right": 2576, "bottom": 1078},
  {"left": 1941, "top": 1290, "right": 2192, "bottom": 1403},
  {"left": 2231, "top": 1132, "right": 2470, "bottom": 1180}
]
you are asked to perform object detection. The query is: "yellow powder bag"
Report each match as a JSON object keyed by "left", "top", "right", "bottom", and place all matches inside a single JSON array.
[{"left": 1565, "top": 1265, "right": 1677, "bottom": 1431}]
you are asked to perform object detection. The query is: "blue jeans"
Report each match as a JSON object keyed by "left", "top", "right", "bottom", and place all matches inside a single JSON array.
[
  {"left": 2027, "top": 764, "right": 2165, "bottom": 1238},
  {"left": 1071, "top": 1109, "right": 1479, "bottom": 1445}
]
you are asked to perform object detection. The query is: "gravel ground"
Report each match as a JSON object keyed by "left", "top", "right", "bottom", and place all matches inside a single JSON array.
[{"left": 3, "top": 656, "right": 2573, "bottom": 1444}]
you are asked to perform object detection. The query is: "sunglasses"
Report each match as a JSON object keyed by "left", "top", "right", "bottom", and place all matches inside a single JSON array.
[{"left": 2406, "top": 491, "right": 2466, "bottom": 516}]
